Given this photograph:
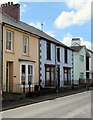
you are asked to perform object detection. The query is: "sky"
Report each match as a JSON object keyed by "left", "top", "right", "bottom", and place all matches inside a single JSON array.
[{"left": 0, "top": 0, "right": 92, "bottom": 50}]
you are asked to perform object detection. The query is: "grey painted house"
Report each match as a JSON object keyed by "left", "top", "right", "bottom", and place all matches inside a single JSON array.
[{"left": 40, "top": 39, "right": 73, "bottom": 88}]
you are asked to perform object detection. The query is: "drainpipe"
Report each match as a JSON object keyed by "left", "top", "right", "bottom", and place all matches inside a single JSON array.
[
  {"left": 72, "top": 51, "right": 74, "bottom": 90},
  {"left": 0, "top": 22, "right": 3, "bottom": 96},
  {"left": 0, "top": 21, "right": 2, "bottom": 111},
  {"left": 39, "top": 38, "right": 41, "bottom": 90},
  {"left": 55, "top": 45, "right": 58, "bottom": 92}
]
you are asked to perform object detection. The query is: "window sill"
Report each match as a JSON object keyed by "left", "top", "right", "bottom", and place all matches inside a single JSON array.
[
  {"left": 5, "top": 50, "right": 15, "bottom": 54},
  {"left": 64, "top": 62, "right": 68, "bottom": 64},
  {"left": 22, "top": 54, "right": 30, "bottom": 57},
  {"left": 46, "top": 59, "right": 52, "bottom": 61}
]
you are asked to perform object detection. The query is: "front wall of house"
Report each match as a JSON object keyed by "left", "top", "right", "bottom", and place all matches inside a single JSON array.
[
  {"left": 3, "top": 26, "right": 39, "bottom": 92},
  {"left": 89, "top": 52, "right": 93, "bottom": 79},
  {"left": 0, "top": 23, "right": 2, "bottom": 86},
  {"left": 40, "top": 39, "right": 73, "bottom": 87},
  {"left": 73, "top": 47, "right": 86, "bottom": 83}
]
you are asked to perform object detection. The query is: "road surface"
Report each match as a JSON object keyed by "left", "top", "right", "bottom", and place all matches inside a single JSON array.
[{"left": 2, "top": 91, "right": 91, "bottom": 118}]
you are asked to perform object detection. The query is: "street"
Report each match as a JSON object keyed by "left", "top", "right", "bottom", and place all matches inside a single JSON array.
[{"left": 2, "top": 91, "right": 91, "bottom": 118}]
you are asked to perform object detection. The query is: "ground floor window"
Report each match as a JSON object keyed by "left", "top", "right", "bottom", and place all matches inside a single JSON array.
[
  {"left": 64, "top": 67, "right": 71, "bottom": 85},
  {"left": 45, "top": 65, "right": 55, "bottom": 86},
  {"left": 20, "top": 63, "right": 34, "bottom": 84}
]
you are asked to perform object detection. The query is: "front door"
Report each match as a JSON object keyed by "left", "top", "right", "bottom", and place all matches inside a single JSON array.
[
  {"left": 6, "top": 61, "right": 13, "bottom": 92},
  {"left": 57, "top": 66, "right": 60, "bottom": 87},
  {"left": 64, "top": 67, "right": 71, "bottom": 85}
]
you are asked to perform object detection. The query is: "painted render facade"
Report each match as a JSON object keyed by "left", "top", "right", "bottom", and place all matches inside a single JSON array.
[
  {"left": 40, "top": 39, "right": 73, "bottom": 88},
  {"left": 2, "top": 25, "right": 39, "bottom": 93},
  {"left": 71, "top": 39, "right": 93, "bottom": 85},
  {"left": 0, "top": 22, "right": 2, "bottom": 87},
  {"left": 0, "top": 2, "right": 74, "bottom": 93}
]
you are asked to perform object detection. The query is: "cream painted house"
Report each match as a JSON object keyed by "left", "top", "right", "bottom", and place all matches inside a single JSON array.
[
  {"left": 0, "top": 3, "right": 40, "bottom": 93},
  {"left": 2, "top": 25, "right": 39, "bottom": 93}
]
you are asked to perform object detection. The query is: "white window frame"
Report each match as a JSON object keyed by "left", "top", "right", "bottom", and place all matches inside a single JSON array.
[
  {"left": 6, "top": 30, "right": 13, "bottom": 52},
  {"left": 20, "top": 62, "right": 34, "bottom": 88},
  {"left": 23, "top": 36, "right": 28, "bottom": 55}
]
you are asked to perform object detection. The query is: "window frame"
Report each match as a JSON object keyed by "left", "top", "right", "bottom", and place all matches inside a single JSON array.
[
  {"left": 45, "top": 65, "right": 55, "bottom": 86},
  {"left": 64, "top": 48, "right": 68, "bottom": 64},
  {"left": 57, "top": 47, "right": 60, "bottom": 62},
  {"left": 6, "top": 30, "right": 13, "bottom": 52},
  {"left": 80, "top": 55, "right": 84, "bottom": 62},
  {"left": 46, "top": 42, "right": 51, "bottom": 60},
  {"left": 23, "top": 36, "right": 29, "bottom": 55},
  {"left": 20, "top": 62, "right": 34, "bottom": 87}
]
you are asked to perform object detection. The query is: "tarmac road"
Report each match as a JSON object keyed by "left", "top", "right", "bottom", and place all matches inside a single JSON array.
[{"left": 2, "top": 91, "right": 91, "bottom": 119}]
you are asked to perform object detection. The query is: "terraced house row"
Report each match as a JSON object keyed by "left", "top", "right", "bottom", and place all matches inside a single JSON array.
[{"left": 0, "top": 2, "right": 93, "bottom": 93}]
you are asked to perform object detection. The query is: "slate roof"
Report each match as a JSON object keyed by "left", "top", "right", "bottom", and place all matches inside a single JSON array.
[
  {"left": 1, "top": 13, "right": 73, "bottom": 50},
  {"left": 70, "top": 46, "right": 84, "bottom": 52}
]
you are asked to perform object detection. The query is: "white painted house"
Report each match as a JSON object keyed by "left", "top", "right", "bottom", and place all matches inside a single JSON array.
[
  {"left": 40, "top": 37, "right": 73, "bottom": 88},
  {"left": 71, "top": 38, "right": 93, "bottom": 85}
]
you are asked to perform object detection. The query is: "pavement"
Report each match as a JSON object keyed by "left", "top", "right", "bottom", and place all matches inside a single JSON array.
[
  {"left": 2, "top": 90, "right": 91, "bottom": 118},
  {"left": 2, "top": 87, "right": 93, "bottom": 111}
]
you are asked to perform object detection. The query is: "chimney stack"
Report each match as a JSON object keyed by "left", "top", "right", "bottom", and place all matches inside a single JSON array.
[
  {"left": 0, "top": 2, "right": 20, "bottom": 21},
  {"left": 71, "top": 38, "right": 81, "bottom": 46},
  {"left": 8, "top": 2, "right": 10, "bottom": 6}
]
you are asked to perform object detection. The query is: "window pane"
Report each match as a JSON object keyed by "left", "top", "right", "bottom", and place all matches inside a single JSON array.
[
  {"left": 9, "top": 42, "right": 11, "bottom": 50},
  {"left": 28, "top": 76, "right": 33, "bottom": 83},
  {"left": 65, "top": 48, "right": 68, "bottom": 63},
  {"left": 47, "top": 42, "right": 51, "bottom": 60},
  {"left": 46, "top": 67, "right": 50, "bottom": 71},
  {"left": 23, "top": 36, "right": 28, "bottom": 54},
  {"left": 9, "top": 32, "right": 11, "bottom": 41},
  {"left": 22, "top": 65, "right": 25, "bottom": 74},
  {"left": 28, "top": 65, "right": 33, "bottom": 83},
  {"left": 46, "top": 72, "right": 50, "bottom": 85},
  {"left": 21, "top": 65, "right": 26, "bottom": 83},
  {"left": 51, "top": 72, "right": 55, "bottom": 85},
  {"left": 57, "top": 48, "right": 60, "bottom": 62},
  {"left": 6, "top": 31, "right": 12, "bottom": 50}
]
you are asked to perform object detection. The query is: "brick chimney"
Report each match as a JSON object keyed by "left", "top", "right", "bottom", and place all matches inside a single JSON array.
[{"left": 0, "top": 2, "right": 20, "bottom": 21}]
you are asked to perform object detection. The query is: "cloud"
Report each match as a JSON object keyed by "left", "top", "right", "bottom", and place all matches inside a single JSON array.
[
  {"left": 61, "top": 33, "right": 92, "bottom": 50},
  {"left": 54, "top": 0, "right": 91, "bottom": 29},
  {"left": 45, "top": 31, "right": 55, "bottom": 38},
  {"left": 20, "top": 4, "right": 27, "bottom": 14},
  {"left": 29, "top": 22, "right": 44, "bottom": 30}
]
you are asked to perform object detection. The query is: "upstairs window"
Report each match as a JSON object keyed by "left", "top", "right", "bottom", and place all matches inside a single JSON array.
[
  {"left": 23, "top": 36, "right": 28, "bottom": 54},
  {"left": 80, "top": 73, "right": 84, "bottom": 79},
  {"left": 80, "top": 55, "right": 84, "bottom": 62},
  {"left": 57, "top": 48, "right": 60, "bottom": 62},
  {"left": 46, "top": 42, "right": 51, "bottom": 60},
  {"left": 64, "top": 48, "right": 68, "bottom": 63},
  {"left": 6, "top": 30, "right": 13, "bottom": 51}
]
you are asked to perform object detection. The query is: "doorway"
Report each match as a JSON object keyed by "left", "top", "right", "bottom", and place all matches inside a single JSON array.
[
  {"left": 6, "top": 61, "right": 13, "bottom": 92},
  {"left": 57, "top": 66, "right": 60, "bottom": 87}
]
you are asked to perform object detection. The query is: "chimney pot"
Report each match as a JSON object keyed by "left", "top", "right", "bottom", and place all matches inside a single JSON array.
[
  {"left": 5, "top": 3, "right": 7, "bottom": 6},
  {"left": 11, "top": 2, "right": 13, "bottom": 5},
  {"left": 3, "top": 4, "right": 5, "bottom": 7},
  {"left": 8, "top": 2, "right": 10, "bottom": 6}
]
